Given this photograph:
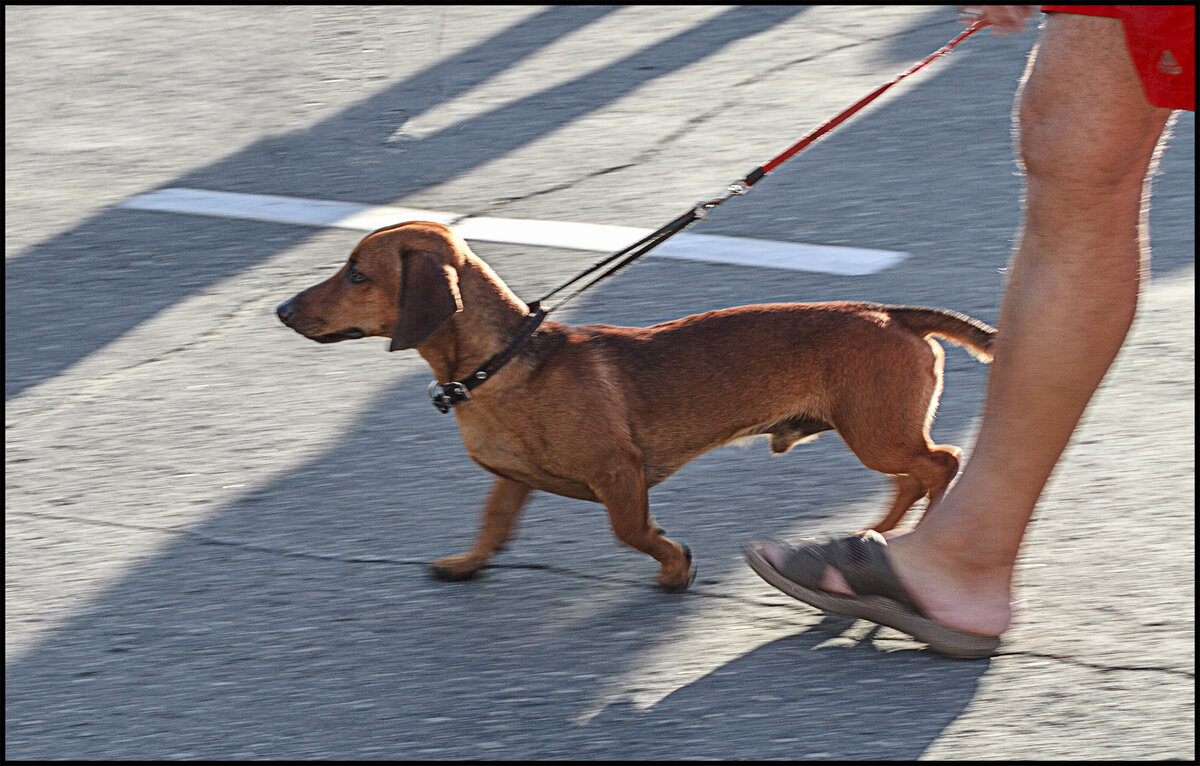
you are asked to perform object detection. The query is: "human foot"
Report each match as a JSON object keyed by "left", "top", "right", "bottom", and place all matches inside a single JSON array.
[{"left": 745, "top": 532, "right": 1006, "bottom": 658}]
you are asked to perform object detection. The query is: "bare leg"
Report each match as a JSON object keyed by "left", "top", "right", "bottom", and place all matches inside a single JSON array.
[{"left": 764, "top": 14, "right": 1174, "bottom": 636}]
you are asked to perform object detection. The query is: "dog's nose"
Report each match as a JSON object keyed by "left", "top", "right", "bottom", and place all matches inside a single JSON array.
[{"left": 276, "top": 300, "right": 295, "bottom": 324}]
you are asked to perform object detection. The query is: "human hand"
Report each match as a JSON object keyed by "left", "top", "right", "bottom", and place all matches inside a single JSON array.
[{"left": 957, "top": 6, "right": 1036, "bottom": 36}]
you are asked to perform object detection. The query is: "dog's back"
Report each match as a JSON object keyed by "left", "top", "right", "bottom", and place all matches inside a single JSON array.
[{"left": 567, "top": 301, "right": 994, "bottom": 487}]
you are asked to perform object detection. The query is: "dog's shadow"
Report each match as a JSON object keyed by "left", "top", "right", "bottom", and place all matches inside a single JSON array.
[{"left": 4, "top": 342, "right": 988, "bottom": 759}]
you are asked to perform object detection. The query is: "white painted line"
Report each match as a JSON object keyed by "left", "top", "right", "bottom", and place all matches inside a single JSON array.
[
  {"left": 118, "top": 187, "right": 906, "bottom": 276},
  {"left": 451, "top": 215, "right": 649, "bottom": 253},
  {"left": 118, "top": 187, "right": 461, "bottom": 229}
]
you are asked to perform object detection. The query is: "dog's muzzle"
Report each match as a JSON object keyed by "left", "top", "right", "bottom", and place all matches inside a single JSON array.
[
  {"left": 276, "top": 300, "right": 364, "bottom": 343},
  {"left": 311, "top": 329, "right": 365, "bottom": 343}
]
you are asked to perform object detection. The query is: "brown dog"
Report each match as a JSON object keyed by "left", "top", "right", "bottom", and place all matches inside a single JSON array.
[{"left": 277, "top": 221, "right": 994, "bottom": 591}]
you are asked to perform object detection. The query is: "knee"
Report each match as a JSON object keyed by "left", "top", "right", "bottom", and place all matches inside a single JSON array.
[
  {"left": 1020, "top": 126, "right": 1138, "bottom": 195},
  {"left": 1017, "top": 96, "right": 1158, "bottom": 195}
]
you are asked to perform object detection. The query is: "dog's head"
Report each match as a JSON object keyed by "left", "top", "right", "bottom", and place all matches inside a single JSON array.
[{"left": 276, "top": 221, "right": 465, "bottom": 350}]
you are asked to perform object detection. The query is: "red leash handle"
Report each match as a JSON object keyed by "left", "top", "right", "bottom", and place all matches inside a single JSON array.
[{"left": 757, "top": 21, "right": 986, "bottom": 179}]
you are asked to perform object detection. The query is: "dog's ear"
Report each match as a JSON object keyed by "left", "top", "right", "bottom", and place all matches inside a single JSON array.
[{"left": 389, "top": 250, "right": 463, "bottom": 351}]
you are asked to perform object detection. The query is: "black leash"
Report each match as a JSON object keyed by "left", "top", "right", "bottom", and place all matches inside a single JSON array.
[
  {"left": 427, "top": 211, "right": 698, "bottom": 412},
  {"left": 428, "top": 206, "right": 704, "bottom": 412},
  {"left": 429, "top": 21, "right": 985, "bottom": 413}
]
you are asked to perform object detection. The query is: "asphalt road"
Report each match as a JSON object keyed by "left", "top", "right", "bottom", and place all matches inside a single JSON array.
[{"left": 6, "top": 5, "right": 1194, "bottom": 760}]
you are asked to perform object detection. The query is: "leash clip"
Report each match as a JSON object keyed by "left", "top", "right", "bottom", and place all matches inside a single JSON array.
[
  {"left": 428, "top": 380, "right": 470, "bottom": 413},
  {"left": 692, "top": 182, "right": 750, "bottom": 220}
]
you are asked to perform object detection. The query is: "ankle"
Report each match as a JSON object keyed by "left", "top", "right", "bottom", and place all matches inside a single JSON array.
[
  {"left": 884, "top": 533, "right": 1016, "bottom": 636},
  {"left": 893, "top": 523, "right": 1019, "bottom": 575}
]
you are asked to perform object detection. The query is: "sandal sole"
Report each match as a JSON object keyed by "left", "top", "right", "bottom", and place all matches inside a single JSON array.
[{"left": 744, "top": 543, "right": 1000, "bottom": 659}]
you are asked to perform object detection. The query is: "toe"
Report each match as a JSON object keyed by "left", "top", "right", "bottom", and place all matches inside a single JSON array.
[
  {"left": 747, "top": 539, "right": 855, "bottom": 596},
  {"left": 746, "top": 540, "right": 788, "bottom": 569}
]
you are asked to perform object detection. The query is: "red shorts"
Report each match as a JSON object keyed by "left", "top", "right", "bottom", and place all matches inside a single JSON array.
[{"left": 1042, "top": 5, "right": 1195, "bottom": 111}]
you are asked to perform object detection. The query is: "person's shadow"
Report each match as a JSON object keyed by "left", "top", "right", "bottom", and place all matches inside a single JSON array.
[{"left": 580, "top": 614, "right": 991, "bottom": 760}]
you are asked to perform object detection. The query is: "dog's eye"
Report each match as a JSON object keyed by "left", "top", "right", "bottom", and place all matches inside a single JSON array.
[{"left": 347, "top": 269, "right": 368, "bottom": 284}]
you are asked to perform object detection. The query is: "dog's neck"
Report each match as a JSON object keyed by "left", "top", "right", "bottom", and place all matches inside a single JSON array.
[{"left": 417, "top": 255, "right": 531, "bottom": 384}]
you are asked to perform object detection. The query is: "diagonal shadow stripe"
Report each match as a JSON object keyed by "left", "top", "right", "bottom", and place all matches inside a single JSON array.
[{"left": 5, "top": 5, "right": 808, "bottom": 401}]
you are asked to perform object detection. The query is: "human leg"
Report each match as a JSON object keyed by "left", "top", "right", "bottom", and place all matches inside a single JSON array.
[
  {"left": 882, "top": 12, "right": 1174, "bottom": 636},
  {"left": 751, "top": 13, "right": 1174, "bottom": 644}
]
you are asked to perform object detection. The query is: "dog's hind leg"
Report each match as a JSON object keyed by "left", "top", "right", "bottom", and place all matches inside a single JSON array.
[
  {"left": 867, "top": 474, "right": 929, "bottom": 533},
  {"left": 865, "top": 447, "right": 960, "bottom": 532},
  {"left": 832, "top": 335, "right": 963, "bottom": 532}
]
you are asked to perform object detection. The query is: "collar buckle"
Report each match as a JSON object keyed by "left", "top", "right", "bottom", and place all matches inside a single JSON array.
[{"left": 428, "top": 380, "right": 471, "bottom": 413}]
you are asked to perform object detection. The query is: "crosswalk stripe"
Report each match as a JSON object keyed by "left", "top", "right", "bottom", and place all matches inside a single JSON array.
[{"left": 119, "top": 187, "right": 907, "bottom": 276}]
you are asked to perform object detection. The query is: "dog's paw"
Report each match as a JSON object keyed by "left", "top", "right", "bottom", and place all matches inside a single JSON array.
[
  {"left": 658, "top": 543, "right": 696, "bottom": 593},
  {"left": 428, "top": 554, "right": 485, "bottom": 582}
]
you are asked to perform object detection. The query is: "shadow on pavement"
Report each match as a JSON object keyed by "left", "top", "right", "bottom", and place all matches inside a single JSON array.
[{"left": 6, "top": 5, "right": 810, "bottom": 400}]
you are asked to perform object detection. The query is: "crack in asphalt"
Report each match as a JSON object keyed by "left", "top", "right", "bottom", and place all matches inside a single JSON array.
[
  {"left": 5, "top": 288, "right": 277, "bottom": 430},
  {"left": 9, "top": 508, "right": 1196, "bottom": 678},
  {"left": 473, "top": 18, "right": 957, "bottom": 219}
]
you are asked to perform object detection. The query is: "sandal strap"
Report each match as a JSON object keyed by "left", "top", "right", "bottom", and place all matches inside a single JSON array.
[{"left": 776, "top": 531, "right": 923, "bottom": 616}]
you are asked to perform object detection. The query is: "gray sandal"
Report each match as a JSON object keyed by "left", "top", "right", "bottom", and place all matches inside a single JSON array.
[{"left": 744, "top": 531, "right": 1001, "bottom": 659}]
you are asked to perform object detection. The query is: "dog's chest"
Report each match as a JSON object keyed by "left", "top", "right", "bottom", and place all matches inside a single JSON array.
[
  {"left": 454, "top": 407, "right": 598, "bottom": 501},
  {"left": 458, "top": 420, "right": 526, "bottom": 475}
]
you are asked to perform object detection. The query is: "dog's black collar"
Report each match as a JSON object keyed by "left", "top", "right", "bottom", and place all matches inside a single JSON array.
[{"left": 428, "top": 302, "right": 548, "bottom": 413}]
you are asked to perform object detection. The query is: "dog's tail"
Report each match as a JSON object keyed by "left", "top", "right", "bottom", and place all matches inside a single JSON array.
[{"left": 886, "top": 306, "right": 996, "bottom": 363}]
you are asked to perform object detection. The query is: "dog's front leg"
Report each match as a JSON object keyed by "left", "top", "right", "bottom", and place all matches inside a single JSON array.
[
  {"left": 592, "top": 455, "right": 695, "bottom": 592},
  {"left": 429, "top": 476, "right": 531, "bottom": 581}
]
